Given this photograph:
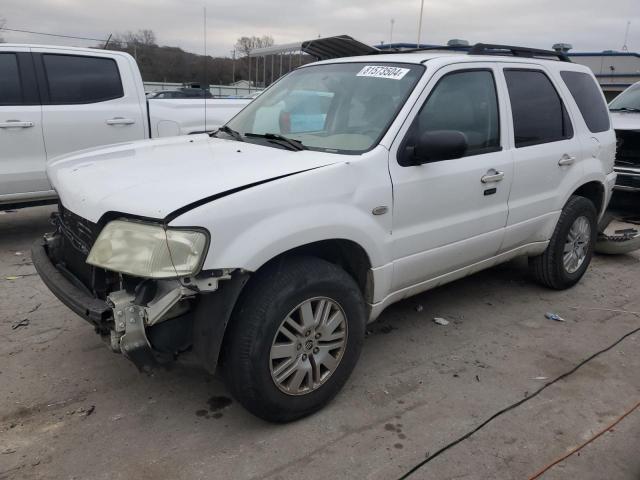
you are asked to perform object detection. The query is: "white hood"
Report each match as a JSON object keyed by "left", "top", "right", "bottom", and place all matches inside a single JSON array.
[
  {"left": 48, "top": 135, "right": 340, "bottom": 223},
  {"left": 610, "top": 111, "right": 640, "bottom": 131}
]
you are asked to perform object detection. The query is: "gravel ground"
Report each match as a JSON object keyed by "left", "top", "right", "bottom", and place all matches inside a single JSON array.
[{"left": 1, "top": 205, "right": 639, "bottom": 480}]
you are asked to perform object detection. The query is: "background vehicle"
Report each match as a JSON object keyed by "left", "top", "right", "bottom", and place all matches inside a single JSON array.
[
  {"left": 33, "top": 44, "right": 616, "bottom": 422},
  {"left": 592, "top": 82, "right": 640, "bottom": 254},
  {"left": 0, "top": 44, "right": 250, "bottom": 210},
  {"left": 609, "top": 81, "right": 640, "bottom": 193}
]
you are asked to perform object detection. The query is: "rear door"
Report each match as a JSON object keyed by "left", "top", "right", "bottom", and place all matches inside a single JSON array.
[
  {"left": 0, "top": 47, "right": 49, "bottom": 197},
  {"left": 498, "top": 64, "right": 583, "bottom": 252},
  {"left": 35, "top": 50, "right": 146, "bottom": 159}
]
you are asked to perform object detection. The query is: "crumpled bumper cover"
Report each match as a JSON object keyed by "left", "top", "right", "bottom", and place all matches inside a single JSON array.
[{"left": 31, "top": 237, "right": 111, "bottom": 327}]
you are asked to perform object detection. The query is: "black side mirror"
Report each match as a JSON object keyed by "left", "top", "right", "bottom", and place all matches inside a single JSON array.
[{"left": 410, "top": 130, "right": 468, "bottom": 165}]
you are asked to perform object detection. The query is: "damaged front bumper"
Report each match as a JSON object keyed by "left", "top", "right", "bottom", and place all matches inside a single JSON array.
[{"left": 32, "top": 234, "right": 246, "bottom": 372}]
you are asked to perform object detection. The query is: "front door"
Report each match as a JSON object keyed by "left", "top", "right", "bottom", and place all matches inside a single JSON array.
[{"left": 388, "top": 64, "right": 513, "bottom": 291}]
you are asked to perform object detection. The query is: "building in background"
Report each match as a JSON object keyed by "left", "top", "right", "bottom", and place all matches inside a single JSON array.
[{"left": 568, "top": 52, "right": 640, "bottom": 101}]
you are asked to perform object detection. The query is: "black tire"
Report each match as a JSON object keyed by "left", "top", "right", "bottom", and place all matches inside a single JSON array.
[
  {"left": 529, "top": 195, "right": 597, "bottom": 290},
  {"left": 221, "top": 256, "right": 366, "bottom": 423}
]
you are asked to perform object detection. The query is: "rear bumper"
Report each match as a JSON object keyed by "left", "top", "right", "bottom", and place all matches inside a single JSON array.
[{"left": 31, "top": 237, "right": 111, "bottom": 327}]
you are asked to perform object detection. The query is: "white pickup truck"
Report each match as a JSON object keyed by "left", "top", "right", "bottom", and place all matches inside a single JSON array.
[
  {"left": 0, "top": 44, "right": 250, "bottom": 209},
  {"left": 33, "top": 43, "right": 616, "bottom": 422}
]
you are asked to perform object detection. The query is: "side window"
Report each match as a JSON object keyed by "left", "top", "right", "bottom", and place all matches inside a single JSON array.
[
  {"left": 0, "top": 54, "right": 23, "bottom": 106},
  {"left": 504, "top": 69, "right": 573, "bottom": 148},
  {"left": 411, "top": 70, "right": 500, "bottom": 158},
  {"left": 42, "top": 54, "right": 124, "bottom": 104},
  {"left": 560, "top": 71, "right": 610, "bottom": 133}
]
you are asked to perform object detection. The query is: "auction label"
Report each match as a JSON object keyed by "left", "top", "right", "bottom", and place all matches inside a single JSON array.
[{"left": 356, "top": 65, "right": 410, "bottom": 80}]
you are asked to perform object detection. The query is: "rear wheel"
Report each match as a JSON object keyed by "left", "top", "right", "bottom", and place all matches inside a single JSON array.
[
  {"left": 222, "top": 256, "right": 366, "bottom": 422},
  {"left": 529, "top": 195, "right": 597, "bottom": 289}
]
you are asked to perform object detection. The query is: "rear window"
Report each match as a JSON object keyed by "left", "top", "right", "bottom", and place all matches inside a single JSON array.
[
  {"left": 0, "top": 53, "right": 23, "bottom": 106},
  {"left": 43, "top": 54, "right": 124, "bottom": 104},
  {"left": 504, "top": 69, "right": 573, "bottom": 148},
  {"left": 560, "top": 71, "right": 610, "bottom": 133}
]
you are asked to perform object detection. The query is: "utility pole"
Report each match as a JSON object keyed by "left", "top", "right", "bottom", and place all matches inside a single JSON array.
[
  {"left": 203, "top": 5, "right": 207, "bottom": 131},
  {"left": 417, "top": 0, "right": 425, "bottom": 48},
  {"left": 390, "top": 18, "right": 395, "bottom": 45},
  {"left": 231, "top": 49, "right": 236, "bottom": 83},
  {"left": 622, "top": 21, "right": 631, "bottom": 52}
]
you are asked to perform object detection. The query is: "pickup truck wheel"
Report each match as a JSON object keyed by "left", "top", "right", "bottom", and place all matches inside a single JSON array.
[
  {"left": 222, "top": 256, "right": 366, "bottom": 422},
  {"left": 529, "top": 195, "right": 597, "bottom": 290}
]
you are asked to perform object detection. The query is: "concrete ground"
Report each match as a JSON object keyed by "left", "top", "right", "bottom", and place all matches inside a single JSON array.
[{"left": 1, "top": 205, "right": 639, "bottom": 480}]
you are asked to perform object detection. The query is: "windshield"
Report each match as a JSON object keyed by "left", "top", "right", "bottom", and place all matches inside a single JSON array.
[
  {"left": 226, "top": 62, "right": 425, "bottom": 153},
  {"left": 610, "top": 83, "right": 640, "bottom": 110}
]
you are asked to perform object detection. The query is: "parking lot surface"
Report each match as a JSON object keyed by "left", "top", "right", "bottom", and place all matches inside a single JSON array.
[{"left": 1, "top": 206, "right": 639, "bottom": 480}]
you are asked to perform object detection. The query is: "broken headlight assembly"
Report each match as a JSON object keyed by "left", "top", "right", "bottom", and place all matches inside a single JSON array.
[{"left": 87, "top": 220, "right": 208, "bottom": 279}]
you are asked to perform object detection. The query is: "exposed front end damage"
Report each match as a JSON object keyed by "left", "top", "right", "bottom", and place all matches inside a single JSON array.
[{"left": 32, "top": 205, "right": 248, "bottom": 372}]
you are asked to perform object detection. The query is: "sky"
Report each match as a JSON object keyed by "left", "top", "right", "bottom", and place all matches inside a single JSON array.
[{"left": 0, "top": 0, "right": 638, "bottom": 57}]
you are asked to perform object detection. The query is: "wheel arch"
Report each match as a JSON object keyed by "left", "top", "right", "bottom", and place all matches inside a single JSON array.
[
  {"left": 570, "top": 180, "right": 605, "bottom": 217},
  {"left": 195, "top": 238, "right": 374, "bottom": 373}
]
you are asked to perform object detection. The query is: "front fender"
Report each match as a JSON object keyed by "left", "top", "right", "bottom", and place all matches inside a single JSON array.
[{"left": 169, "top": 154, "right": 393, "bottom": 272}]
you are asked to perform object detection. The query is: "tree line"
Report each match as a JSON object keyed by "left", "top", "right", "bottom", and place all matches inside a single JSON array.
[
  {"left": 104, "top": 30, "right": 313, "bottom": 86},
  {"left": 0, "top": 21, "right": 314, "bottom": 86}
]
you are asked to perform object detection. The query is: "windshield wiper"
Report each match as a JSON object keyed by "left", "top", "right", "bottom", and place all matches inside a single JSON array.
[
  {"left": 610, "top": 107, "right": 640, "bottom": 112},
  {"left": 212, "top": 125, "right": 244, "bottom": 141},
  {"left": 245, "top": 132, "right": 307, "bottom": 151}
]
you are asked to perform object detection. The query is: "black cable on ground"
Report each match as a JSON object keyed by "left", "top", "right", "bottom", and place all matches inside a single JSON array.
[{"left": 397, "top": 324, "right": 640, "bottom": 479}]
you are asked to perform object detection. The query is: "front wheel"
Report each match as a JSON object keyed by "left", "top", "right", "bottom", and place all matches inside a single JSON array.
[
  {"left": 529, "top": 195, "right": 597, "bottom": 290},
  {"left": 222, "top": 256, "right": 366, "bottom": 422}
]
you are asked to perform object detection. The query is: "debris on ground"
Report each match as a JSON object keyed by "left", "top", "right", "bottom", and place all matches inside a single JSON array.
[
  {"left": 2, "top": 448, "right": 17, "bottom": 454},
  {"left": 433, "top": 317, "right": 449, "bottom": 326},
  {"left": 415, "top": 304, "right": 424, "bottom": 312},
  {"left": 14, "top": 251, "right": 24, "bottom": 256},
  {"left": 11, "top": 319, "right": 30, "bottom": 330},
  {"left": 5, "top": 273, "right": 38, "bottom": 280},
  {"left": 27, "top": 303, "right": 41, "bottom": 314},
  {"left": 475, "top": 375, "right": 480, "bottom": 382},
  {"left": 545, "top": 312, "right": 566, "bottom": 322},
  {"left": 532, "top": 376, "right": 549, "bottom": 380}
]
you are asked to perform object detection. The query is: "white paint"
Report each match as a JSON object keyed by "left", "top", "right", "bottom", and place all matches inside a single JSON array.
[{"left": 45, "top": 51, "right": 616, "bottom": 322}]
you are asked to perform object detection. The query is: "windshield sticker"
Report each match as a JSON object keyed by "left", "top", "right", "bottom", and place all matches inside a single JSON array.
[{"left": 357, "top": 65, "right": 410, "bottom": 80}]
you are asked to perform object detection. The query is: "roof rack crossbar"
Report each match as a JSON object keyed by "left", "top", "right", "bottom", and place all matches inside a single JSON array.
[{"left": 468, "top": 43, "right": 572, "bottom": 62}]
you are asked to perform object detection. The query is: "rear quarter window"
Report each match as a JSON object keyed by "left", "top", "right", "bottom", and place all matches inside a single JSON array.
[
  {"left": 560, "top": 71, "right": 610, "bottom": 133},
  {"left": 42, "top": 54, "right": 124, "bottom": 104}
]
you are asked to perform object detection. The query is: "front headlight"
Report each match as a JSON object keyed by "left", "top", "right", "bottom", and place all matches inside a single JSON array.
[{"left": 87, "top": 220, "right": 208, "bottom": 278}]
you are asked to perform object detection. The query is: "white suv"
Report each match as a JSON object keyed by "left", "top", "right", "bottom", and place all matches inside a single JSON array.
[{"left": 33, "top": 44, "right": 617, "bottom": 422}]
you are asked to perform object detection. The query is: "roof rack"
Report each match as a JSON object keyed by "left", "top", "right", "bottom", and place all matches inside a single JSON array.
[{"left": 468, "top": 43, "right": 572, "bottom": 62}]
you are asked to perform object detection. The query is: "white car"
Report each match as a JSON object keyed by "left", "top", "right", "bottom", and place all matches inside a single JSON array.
[
  {"left": 33, "top": 44, "right": 616, "bottom": 422},
  {"left": 609, "top": 81, "right": 640, "bottom": 192},
  {"left": 0, "top": 44, "right": 250, "bottom": 209}
]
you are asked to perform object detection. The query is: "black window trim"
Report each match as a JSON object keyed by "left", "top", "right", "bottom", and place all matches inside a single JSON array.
[
  {"left": 503, "top": 67, "right": 574, "bottom": 149},
  {"left": 36, "top": 52, "right": 125, "bottom": 105},
  {"left": 397, "top": 67, "right": 503, "bottom": 167}
]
